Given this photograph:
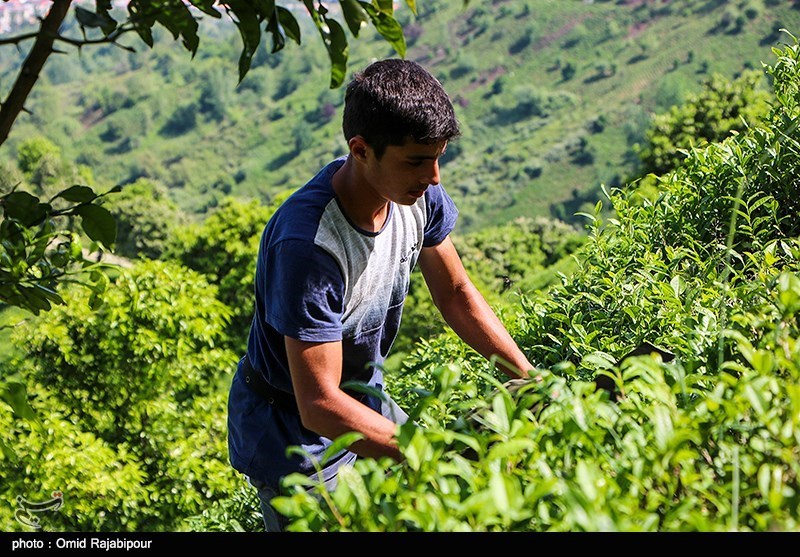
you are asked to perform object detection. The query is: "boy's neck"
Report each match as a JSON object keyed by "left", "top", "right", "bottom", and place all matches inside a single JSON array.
[{"left": 332, "top": 156, "right": 389, "bottom": 233}]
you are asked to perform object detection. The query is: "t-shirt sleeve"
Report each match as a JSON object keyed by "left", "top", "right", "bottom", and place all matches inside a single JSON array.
[
  {"left": 262, "top": 239, "right": 344, "bottom": 342},
  {"left": 422, "top": 184, "right": 459, "bottom": 247}
]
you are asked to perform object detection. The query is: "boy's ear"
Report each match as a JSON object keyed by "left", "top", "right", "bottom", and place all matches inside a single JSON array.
[{"left": 348, "top": 135, "right": 370, "bottom": 162}]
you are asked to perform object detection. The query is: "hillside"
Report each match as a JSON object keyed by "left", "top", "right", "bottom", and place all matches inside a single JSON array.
[
  {"left": 2, "top": 1, "right": 800, "bottom": 533},
  {"left": 1, "top": 25, "right": 798, "bottom": 532},
  {"left": 1, "top": 0, "right": 800, "bottom": 232}
]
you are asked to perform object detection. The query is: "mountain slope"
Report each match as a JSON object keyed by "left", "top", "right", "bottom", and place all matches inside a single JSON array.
[{"left": 2, "top": 0, "right": 799, "bottom": 232}]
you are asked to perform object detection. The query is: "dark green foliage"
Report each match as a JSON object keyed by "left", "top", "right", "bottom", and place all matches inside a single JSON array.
[
  {"left": 160, "top": 102, "right": 198, "bottom": 137},
  {"left": 509, "top": 32, "right": 532, "bottom": 56},
  {"left": 65, "top": 0, "right": 414, "bottom": 87},
  {"left": 561, "top": 62, "right": 576, "bottom": 82},
  {"left": 198, "top": 66, "right": 233, "bottom": 122}
]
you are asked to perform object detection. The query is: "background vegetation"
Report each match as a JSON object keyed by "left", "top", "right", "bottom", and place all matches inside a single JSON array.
[
  {"left": 3, "top": 0, "right": 798, "bottom": 229},
  {"left": 272, "top": 34, "right": 800, "bottom": 531},
  {"left": 1, "top": 0, "right": 799, "bottom": 532}
]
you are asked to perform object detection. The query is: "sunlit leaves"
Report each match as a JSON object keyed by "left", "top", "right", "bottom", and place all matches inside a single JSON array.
[
  {"left": 271, "top": 36, "right": 800, "bottom": 532},
  {"left": 340, "top": 0, "right": 370, "bottom": 37},
  {"left": 0, "top": 261, "right": 238, "bottom": 530},
  {"left": 358, "top": 1, "right": 406, "bottom": 59}
]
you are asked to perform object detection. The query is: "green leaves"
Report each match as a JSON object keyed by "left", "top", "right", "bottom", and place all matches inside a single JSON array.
[
  {"left": 300, "top": 1, "right": 347, "bottom": 88},
  {"left": 340, "top": 0, "right": 370, "bottom": 36},
  {"left": 222, "top": 0, "right": 262, "bottom": 83},
  {"left": 1, "top": 259, "right": 239, "bottom": 530},
  {"left": 74, "top": 1, "right": 413, "bottom": 87},
  {"left": 359, "top": 1, "right": 406, "bottom": 59},
  {"left": 74, "top": 5, "right": 117, "bottom": 36},
  {"left": 127, "top": 0, "right": 202, "bottom": 54},
  {"left": 265, "top": 6, "right": 301, "bottom": 55},
  {"left": 74, "top": 204, "right": 117, "bottom": 247},
  {"left": 56, "top": 185, "right": 97, "bottom": 203},
  {"left": 2, "top": 191, "right": 50, "bottom": 227},
  {"left": 0, "top": 184, "right": 118, "bottom": 315}
]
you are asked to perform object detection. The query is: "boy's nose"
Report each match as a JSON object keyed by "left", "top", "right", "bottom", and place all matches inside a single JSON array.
[{"left": 423, "top": 161, "right": 441, "bottom": 186}]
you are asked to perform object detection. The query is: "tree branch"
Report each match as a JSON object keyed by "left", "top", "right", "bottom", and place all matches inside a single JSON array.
[
  {"left": 0, "top": 31, "right": 40, "bottom": 46},
  {"left": 54, "top": 25, "right": 138, "bottom": 50},
  {"left": 0, "top": 0, "right": 72, "bottom": 147}
]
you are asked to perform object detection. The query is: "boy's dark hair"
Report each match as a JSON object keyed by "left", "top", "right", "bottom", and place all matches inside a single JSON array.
[{"left": 343, "top": 58, "right": 461, "bottom": 158}]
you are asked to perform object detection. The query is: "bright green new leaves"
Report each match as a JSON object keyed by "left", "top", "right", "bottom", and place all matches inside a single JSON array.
[
  {"left": 267, "top": 33, "right": 800, "bottom": 533},
  {"left": 0, "top": 260, "right": 238, "bottom": 531}
]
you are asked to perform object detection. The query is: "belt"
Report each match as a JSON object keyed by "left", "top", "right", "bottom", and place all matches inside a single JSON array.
[{"left": 240, "top": 355, "right": 300, "bottom": 414}]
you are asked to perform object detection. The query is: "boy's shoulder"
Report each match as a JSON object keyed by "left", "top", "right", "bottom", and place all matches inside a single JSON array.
[{"left": 266, "top": 158, "right": 345, "bottom": 243}]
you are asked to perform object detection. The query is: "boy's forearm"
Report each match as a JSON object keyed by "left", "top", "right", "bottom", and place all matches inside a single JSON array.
[{"left": 438, "top": 282, "right": 533, "bottom": 379}]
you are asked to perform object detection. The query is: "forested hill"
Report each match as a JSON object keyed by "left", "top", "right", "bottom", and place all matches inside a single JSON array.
[
  {"left": 2, "top": 2, "right": 800, "bottom": 532},
  {"left": 1, "top": 1, "right": 800, "bottom": 232}
]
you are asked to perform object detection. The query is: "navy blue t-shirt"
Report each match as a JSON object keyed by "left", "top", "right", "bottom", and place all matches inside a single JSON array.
[{"left": 227, "top": 156, "right": 458, "bottom": 487}]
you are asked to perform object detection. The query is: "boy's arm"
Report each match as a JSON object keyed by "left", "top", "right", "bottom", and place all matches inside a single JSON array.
[
  {"left": 284, "top": 336, "right": 404, "bottom": 461},
  {"left": 417, "top": 236, "right": 534, "bottom": 379}
]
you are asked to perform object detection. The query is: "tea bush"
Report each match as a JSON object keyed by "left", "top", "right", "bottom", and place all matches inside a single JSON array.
[{"left": 268, "top": 34, "right": 800, "bottom": 532}]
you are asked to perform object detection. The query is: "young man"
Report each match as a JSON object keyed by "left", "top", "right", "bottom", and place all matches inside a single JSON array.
[{"left": 227, "top": 58, "right": 534, "bottom": 531}]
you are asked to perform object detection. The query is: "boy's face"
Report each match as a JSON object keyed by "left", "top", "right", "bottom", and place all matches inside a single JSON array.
[{"left": 362, "top": 138, "right": 448, "bottom": 206}]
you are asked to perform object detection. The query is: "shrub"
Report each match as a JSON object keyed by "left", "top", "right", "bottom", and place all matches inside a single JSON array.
[{"left": 263, "top": 31, "right": 800, "bottom": 534}]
